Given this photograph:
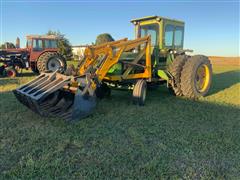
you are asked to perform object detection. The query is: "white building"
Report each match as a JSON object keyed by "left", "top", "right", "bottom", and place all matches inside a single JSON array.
[{"left": 72, "top": 45, "right": 88, "bottom": 60}]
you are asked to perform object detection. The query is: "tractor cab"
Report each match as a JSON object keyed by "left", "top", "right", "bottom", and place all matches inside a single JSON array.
[
  {"left": 131, "top": 16, "right": 185, "bottom": 68},
  {"left": 26, "top": 35, "right": 58, "bottom": 51},
  {"left": 131, "top": 16, "right": 184, "bottom": 51}
]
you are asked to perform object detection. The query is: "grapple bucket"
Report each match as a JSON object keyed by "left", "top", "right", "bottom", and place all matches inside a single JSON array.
[{"left": 13, "top": 72, "right": 96, "bottom": 121}]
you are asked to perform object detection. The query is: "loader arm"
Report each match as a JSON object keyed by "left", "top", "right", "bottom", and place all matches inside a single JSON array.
[{"left": 77, "top": 35, "right": 152, "bottom": 92}]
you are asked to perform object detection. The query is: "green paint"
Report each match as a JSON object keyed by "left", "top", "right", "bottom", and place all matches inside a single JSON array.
[
  {"left": 166, "top": 53, "right": 174, "bottom": 67},
  {"left": 157, "top": 70, "right": 169, "bottom": 80},
  {"left": 107, "top": 63, "right": 122, "bottom": 75}
]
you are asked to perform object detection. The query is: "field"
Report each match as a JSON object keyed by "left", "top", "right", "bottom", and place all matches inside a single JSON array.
[
  {"left": 0, "top": 58, "right": 240, "bottom": 179},
  {"left": 209, "top": 56, "right": 240, "bottom": 66}
]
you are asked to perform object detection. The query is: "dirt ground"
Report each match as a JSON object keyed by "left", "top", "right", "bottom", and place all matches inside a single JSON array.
[{"left": 209, "top": 56, "right": 240, "bottom": 66}]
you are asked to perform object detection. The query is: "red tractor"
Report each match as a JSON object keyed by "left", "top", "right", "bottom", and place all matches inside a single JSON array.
[{"left": 0, "top": 35, "right": 67, "bottom": 77}]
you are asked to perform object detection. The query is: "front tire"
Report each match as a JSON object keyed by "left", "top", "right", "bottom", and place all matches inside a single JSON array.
[
  {"left": 132, "top": 79, "right": 147, "bottom": 106},
  {"left": 180, "top": 55, "right": 212, "bottom": 98},
  {"left": 37, "top": 52, "right": 67, "bottom": 73}
]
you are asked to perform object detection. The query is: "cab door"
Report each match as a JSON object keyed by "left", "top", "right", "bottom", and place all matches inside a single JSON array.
[
  {"left": 163, "top": 22, "right": 184, "bottom": 50},
  {"left": 29, "top": 39, "right": 44, "bottom": 61},
  {"left": 139, "top": 23, "right": 160, "bottom": 67}
]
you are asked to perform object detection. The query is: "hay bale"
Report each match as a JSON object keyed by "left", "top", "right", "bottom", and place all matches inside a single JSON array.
[{"left": 95, "top": 33, "right": 114, "bottom": 45}]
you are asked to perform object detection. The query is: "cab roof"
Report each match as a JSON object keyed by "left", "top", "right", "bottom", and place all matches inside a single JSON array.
[{"left": 131, "top": 15, "right": 185, "bottom": 24}]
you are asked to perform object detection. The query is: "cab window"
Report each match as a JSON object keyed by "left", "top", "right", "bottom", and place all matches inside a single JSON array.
[
  {"left": 140, "top": 24, "right": 159, "bottom": 46},
  {"left": 26, "top": 39, "right": 32, "bottom": 48},
  {"left": 33, "top": 39, "right": 43, "bottom": 51},
  {"left": 51, "top": 40, "right": 57, "bottom": 48},
  {"left": 164, "top": 24, "right": 174, "bottom": 47},
  {"left": 45, "top": 40, "right": 58, "bottom": 48},
  {"left": 174, "top": 26, "right": 184, "bottom": 47}
]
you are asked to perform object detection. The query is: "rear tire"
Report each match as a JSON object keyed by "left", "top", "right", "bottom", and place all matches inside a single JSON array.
[
  {"left": 168, "top": 55, "right": 188, "bottom": 96},
  {"left": 37, "top": 52, "right": 67, "bottom": 73},
  {"left": 180, "top": 55, "right": 212, "bottom": 98},
  {"left": 132, "top": 79, "right": 147, "bottom": 106}
]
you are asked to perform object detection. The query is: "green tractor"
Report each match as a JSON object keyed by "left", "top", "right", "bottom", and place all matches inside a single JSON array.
[
  {"left": 141, "top": 16, "right": 212, "bottom": 98},
  {"left": 13, "top": 16, "right": 212, "bottom": 121},
  {"left": 109, "top": 15, "right": 212, "bottom": 98}
]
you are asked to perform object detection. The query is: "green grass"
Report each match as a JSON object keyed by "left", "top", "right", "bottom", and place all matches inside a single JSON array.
[{"left": 0, "top": 65, "right": 240, "bottom": 179}]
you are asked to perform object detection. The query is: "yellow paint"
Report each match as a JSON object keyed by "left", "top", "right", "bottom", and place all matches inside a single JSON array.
[
  {"left": 75, "top": 36, "right": 152, "bottom": 91},
  {"left": 196, "top": 64, "right": 210, "bottom": 92},
  {"left": 71, "top": 81, "right": 78, "bottom": 87}
]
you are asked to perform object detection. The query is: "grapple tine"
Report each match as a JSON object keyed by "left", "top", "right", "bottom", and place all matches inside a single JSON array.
[
  {"left": 13, "top": 72, "right": 71, "bottom": 118},
  {"left": 13, "top": 72, "right": 96, "bottom": 121},
  {"left": 18, "top": 74, "right": 47, "bottom": 92}
]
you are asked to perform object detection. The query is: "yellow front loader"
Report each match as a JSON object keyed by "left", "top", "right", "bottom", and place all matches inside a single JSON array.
[
  {"left": 13, "top": 36, "right": 153, "bottom": 121},
  {"left": 13, "top": 16, "right": 212, "bottom": 121}
]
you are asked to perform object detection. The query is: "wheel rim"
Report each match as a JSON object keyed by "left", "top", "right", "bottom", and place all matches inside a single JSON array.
[
  {"left": 47, "top": 57, "right": 63, "bottom": 71},
  {"left": 7, "top": 70, "right": 14, "bottom": 77},
  {"left": 195, "top": 64, "right": 210, "bottom": 93}
]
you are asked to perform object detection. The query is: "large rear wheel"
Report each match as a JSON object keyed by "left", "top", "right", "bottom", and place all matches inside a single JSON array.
[
  {"left": 168, "top": 55, "right": 188, "bottom": 96},
  {"left": 37, "top": 52, "right": 67, "bottom": 73},
  {"left": 180, "top": 55, "right": 212, "bottom": 98}
]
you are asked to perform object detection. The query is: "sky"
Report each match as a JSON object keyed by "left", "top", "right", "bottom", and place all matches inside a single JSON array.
[{"left": 0, "top": 0, "right": 239, "bottom": 56}]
